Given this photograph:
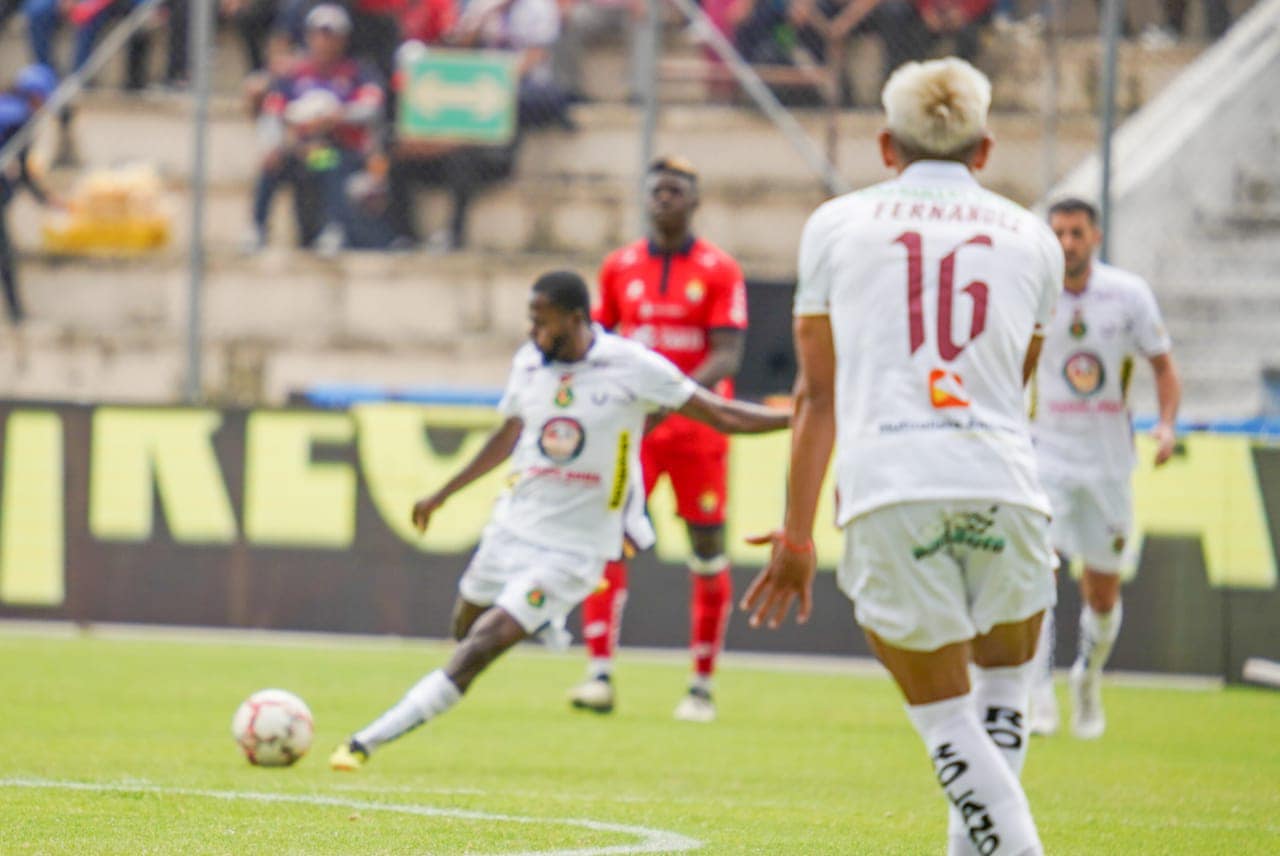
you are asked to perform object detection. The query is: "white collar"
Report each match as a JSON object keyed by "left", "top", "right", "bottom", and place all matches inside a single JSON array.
[{"left": 897, "top": 160, "right": 979, "bottom": 186}]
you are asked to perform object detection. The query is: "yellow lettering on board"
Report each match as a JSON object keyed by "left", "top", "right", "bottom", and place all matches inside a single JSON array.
[
  {"left": 0, "top": 412, "right": 65, "bottom": 605},
  {"left": 89, "top": 409, "right": 237, "bottom": 543},
  {"left": 353, "top": 403, "right": 507, "bottom": 553},
  {"left": 243, "top": 411, "right": 356, "bottom": 547},
  {"left": 1132, "top": 434, "right": 1276, "bottom": 589}
]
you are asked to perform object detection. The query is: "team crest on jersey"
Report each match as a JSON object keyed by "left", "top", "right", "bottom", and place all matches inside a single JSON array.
[
  {"left": 685, "top": 279, "right": 706, "bottom": 303},
  {"left": 698, "top": 490, "right": 720, "bottom": 514},
  {"left": 1063, "top": 351, "right": 1105, "bottom": 397},
  {"left": 526, "top": 588, "right": 546, "bottom": 608},
  {"left": 626, "top": 279, "right": 646, "bottom": 300},
  {"left": 553, "top": 373, "right": 574, "bottom": 408},
  {"left": 1069, "top": 308, "right": 1088, "bottom": 339},
  {"left": 538, "top": 416, "right": 585, "bottom": 464},
  {"left": 928, "top": 369, "right": 971, "bottom": 409}
]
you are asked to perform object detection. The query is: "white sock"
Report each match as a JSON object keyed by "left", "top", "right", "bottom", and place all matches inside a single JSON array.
[
  {"left": 973, "top": 661, "right": 1035, "bottom": 776},
  {"left": 588, "top": 657, "right": 613, "bottom": 679},
  {"left": 1076, "top": 600, "right": 1123, "bottom": 676},
  {"left": 354, "top": 669, "right": 461, "bottom": 752},
  {"left": 1031, "top": 608, "right": 1055, "bottom": 694},
  {"left": 690, "top": 673, "right": 713, "bottom": 695},
  {"left": 906, "top": 695, "right": 1043, "bottom": 856}
]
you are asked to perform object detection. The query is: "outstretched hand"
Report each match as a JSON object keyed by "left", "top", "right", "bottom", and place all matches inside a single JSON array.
[
  {"left": 1152, "top": 422, "right": 1176, "bottom": 467},
  {"left": 411, "top": 493, "right": 446, "bottom": 534},
  {"left": 739, "top": 531, "right": 816, "bottom": 629}
]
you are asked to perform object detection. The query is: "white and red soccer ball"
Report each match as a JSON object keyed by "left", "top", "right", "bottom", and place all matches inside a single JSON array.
[{"left": 231, "top": 689, "right": 314, "bottom": 767}]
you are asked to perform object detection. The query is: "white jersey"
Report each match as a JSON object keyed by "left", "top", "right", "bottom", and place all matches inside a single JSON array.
[
  {"left": 794, "top": 160, "right": 1063, "bottom": 525},
  {"left": 1032, "top": 261, "right": 1171, "bottom": 482},
  {"left": 492, "top": 329, "right": 697, "bottom": 562}
]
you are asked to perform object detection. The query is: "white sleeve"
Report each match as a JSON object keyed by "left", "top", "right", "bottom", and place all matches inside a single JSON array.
[
  {"left": 793, "top": 202, "right": 836, "bottom": 317},
  {"left": 496, "top": 352, "right": 529, "bottom": 418},
  {"left": 1132, "top": 280, "right": 1173, "bottom": 357},
  {"left": 630, "top": 347, "right": 698, "bottom": 411},
  {"left": 1034, "top": 225, "right": 1064, "bottom": 330}
]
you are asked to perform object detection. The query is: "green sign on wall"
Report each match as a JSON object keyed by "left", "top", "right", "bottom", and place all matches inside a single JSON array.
[{"left": 398, "top": 48, "right": 517, "bottom": 145}]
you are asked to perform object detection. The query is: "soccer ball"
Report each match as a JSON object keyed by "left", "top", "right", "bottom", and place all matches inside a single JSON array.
[{"left": 231, "top": 689, "right": 314, "bottom": 767}]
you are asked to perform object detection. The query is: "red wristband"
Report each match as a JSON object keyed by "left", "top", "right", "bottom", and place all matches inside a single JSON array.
[{"left": 781, "top": 533, "right": 814, "bottom": 553}]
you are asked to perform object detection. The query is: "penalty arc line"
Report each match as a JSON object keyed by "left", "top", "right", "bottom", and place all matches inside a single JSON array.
[{"left": 0, "top": 778, "right": 703, "bottom": 856}]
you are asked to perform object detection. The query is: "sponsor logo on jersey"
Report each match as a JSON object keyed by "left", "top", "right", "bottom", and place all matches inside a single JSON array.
[
  {"left": 1111, "top": 533, "right": 1126, "bottom": 555},
  {"left": 929, "top": 369, "right": 971, "bottom": 409},
  {"left": 553, "top": 373, "right": 574, "bottom": 408},
  {"left": 685, "top": 279, "right": 705, "bottom": 303},
  {"left": 1069, "top": 308, "right": 1088, "bottom": 339},
  {"left": 538, "top": 416, "right": 585, "bottom": 464},
  {"left": 1063, "top": 351, "right": 1105, "bottom": 397},
  {"left": 526, "top": 588, "right": 546, "bottom": 608}
]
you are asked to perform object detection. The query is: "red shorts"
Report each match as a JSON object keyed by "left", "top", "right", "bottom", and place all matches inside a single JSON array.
[{"left": 641, "top": 413, "right": 729, "bottom": 527}]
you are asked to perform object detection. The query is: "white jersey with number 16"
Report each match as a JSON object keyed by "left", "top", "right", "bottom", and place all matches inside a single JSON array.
[{"left": 794, "top": 161, "right": 1064, "bottom": 525}]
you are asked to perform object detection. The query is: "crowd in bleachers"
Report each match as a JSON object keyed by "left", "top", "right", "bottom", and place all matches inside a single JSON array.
[{"left": 0, "top": 0, "right": 1239, "bottom": 256}]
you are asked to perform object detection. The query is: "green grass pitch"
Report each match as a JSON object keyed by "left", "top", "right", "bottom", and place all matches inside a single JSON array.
[{"left": 0, "top": 627, "right": 1276, "bottom": 855}]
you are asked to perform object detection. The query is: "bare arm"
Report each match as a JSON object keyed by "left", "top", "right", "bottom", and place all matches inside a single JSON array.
[
  {"left": 676, "top": 386, "right": 790, "bottom": 435},
  {"left": 740, "top": 315, "right": 837, "bottom": 628},
  {"left": 1022, "top": 333, "right": 1044, "bottom": 387},
  {"left": 688, "top": 328, "right": 746, "bottom": 391},
  {"left": 412, "top": 416, "right": 524, "bottom": 532},
  {"left": 1149, "top": 351, "right": 1182, "bottom": 466}
]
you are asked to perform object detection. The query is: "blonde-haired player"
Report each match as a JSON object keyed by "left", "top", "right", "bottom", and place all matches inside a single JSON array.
[
  {"left": 1028, "top": 197, "right": 1181, "bottom": 740},
  {"left": 743, "top": 57, "right": 1061, "bottom": 854}
]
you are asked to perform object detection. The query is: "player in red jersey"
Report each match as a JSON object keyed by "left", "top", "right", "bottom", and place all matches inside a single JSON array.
[{"left": 569, "top": 155, "right": 748, "bottom": 722}]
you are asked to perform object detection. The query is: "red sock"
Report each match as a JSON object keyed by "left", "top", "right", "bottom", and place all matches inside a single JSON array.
[
  {"left": 690, "top": 567, "right": 732, "bottom": 678},
  {"left": 581, "top": 560, "right": 628, "bottom": 662}
]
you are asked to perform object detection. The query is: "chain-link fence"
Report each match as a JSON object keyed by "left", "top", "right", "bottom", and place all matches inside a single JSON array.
[{"left": 0, "top": 0, "right": 1264, "bottom": 403}]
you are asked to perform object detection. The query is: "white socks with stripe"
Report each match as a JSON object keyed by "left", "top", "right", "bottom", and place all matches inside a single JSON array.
[
  {"left": 907, "top": 694, "right": 1042, "bottom": 856},
  {"left": 1076, "top": 601, "right": 1123, "bottom": 676},
  {"left": 354, "top": 669, "right": 461, "bottom": 752}
]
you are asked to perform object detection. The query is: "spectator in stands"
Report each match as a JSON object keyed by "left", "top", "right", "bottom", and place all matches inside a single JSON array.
[
  {"left": 905, "top": 0, "right": 994, "bottom": 65},
  {"left": 0, "top": 65, "right": 62, "bottom": 324},
  {"left": 271, "top": 0, "right": 405, "bottom": 83},
  {"left": 1144, "top": 0, "right": 1231, "bottom": 44},
  {"left": 399, "top": 0, "right": 458, "bottom": 43},
  {"left": 23, "top": 0, "right": 178, "bottom": 92},
  {"left": 382, "top": 35, "right": 516, "bottom": 252},
  {"left": 448, "top": 0, "right": 574, "bottom": 129},
  {"left": 767, "top": 0, "right": 922, "bottom": 105},
  {"left": 245, "top": 3, "right": 386, "bottom": 254},
  {"left": 223, "top": 0, "right": 282, "bottom": 73},
  {"left": 552, "top": 0, "right": 644, "bottom": 103}
]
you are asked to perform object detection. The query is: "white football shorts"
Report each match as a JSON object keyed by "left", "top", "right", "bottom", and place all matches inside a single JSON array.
[
  {"left": 1041, "top": 475, "right": 1134, "bottom": 574},
  {"left": 458, "top": 526, "right": 604, "bottom": 635},
  {"left": 838, "top": 500, "right": 1057, "bottom": 652}
]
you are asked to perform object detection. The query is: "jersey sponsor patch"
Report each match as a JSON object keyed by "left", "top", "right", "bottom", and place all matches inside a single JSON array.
[
  {"left": 929, "top": 369, "right": 971, "bottom": 409},
  {"left": 538, "top": 417, "right": 585, "bottom": 464},
  {"left": 1063, "top": 351, "right": 1105, "bottom": 397}
]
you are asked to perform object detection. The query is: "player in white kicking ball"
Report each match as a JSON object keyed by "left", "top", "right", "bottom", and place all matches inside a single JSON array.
[
  {"left": 329, "top": 270, "right": 789, "bottom": 771},
  {"left": 1027, "top": 198, "right": 1182, "bottom": 740}
]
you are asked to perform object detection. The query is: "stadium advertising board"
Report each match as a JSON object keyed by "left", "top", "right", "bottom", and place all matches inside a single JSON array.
[{"left": 0, "top": 402, "right": 1276, "bottom": 681}]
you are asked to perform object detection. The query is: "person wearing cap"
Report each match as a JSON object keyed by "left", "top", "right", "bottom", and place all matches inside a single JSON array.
[
  {"left": 247, "top": 2, "right": 386, "bottom": 254},
  {"left": 742, "top": 57, "right": 1062, "bottom": 853},
  {"left": 568, "top": 155, "right": 749, "bottom": 723},
  {"left": 0, "top": 65, "right": 62, "bottom": 324}
]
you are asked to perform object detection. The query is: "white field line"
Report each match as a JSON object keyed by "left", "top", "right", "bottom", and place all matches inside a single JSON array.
[
  {"left": 0, "top": 778, "right": 702, "bottom": 856},
  {"left": 0, "top": 618, "right": 1224, "bottom": 690}
]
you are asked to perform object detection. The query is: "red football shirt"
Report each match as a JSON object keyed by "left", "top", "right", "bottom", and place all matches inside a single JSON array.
[{"left": 595, "top": 237, "right": 747, "bottom": 397}]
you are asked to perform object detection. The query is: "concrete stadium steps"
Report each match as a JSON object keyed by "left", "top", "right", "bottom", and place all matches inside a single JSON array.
[{"left": 0, "top": 251, "right": 572, "bottom": 403}]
